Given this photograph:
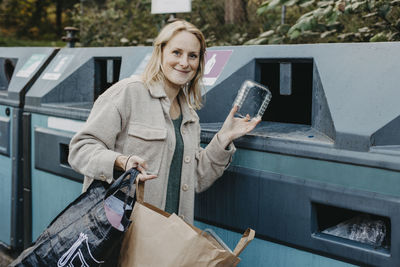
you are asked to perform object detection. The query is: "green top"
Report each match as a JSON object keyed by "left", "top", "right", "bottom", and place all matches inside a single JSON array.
[{"left": 165, "top": 114, "right": 184, "bottom": 214}]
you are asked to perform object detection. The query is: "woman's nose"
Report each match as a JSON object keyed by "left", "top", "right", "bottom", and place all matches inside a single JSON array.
[{"left": 179, "top": 56, "right": 189, "bottom": 68}]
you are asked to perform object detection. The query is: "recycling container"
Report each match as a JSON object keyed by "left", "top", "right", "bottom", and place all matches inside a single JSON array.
[
  {"left": 195, "top": 43, "right": 400, "bottom": 267},
  {"left": 23, "top": 46, "right": 152, "bottom": 243},
  {"left": 0, "top": 47, "right": 56, "bottom": 249}
]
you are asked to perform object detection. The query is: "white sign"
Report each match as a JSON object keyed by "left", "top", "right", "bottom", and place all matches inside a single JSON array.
[
  {"left": 16, "top": 54, "right": 47, "bottom": 78},
  {"left": 151, "top": 0, "right": 191, "bottom": 14},
  {"left": 42, "top": 54, "right": 74, "bottom": 81}
]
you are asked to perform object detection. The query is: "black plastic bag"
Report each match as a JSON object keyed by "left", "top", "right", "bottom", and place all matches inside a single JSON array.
[{"left": 10, "top": 168, "right": 139, "bottom": 267}]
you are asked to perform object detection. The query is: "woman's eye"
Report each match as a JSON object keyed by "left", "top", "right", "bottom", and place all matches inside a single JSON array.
[
  {"left": 189, "top": 54, "right": 198, "bottom": 59},
  {"left": 173, "top": 51, "right": 180, "bottom": 56}
]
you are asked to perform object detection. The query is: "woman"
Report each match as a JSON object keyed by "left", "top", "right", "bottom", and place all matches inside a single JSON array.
[{"left": 68, "top": 20, "right": 260, "bottom": 223}]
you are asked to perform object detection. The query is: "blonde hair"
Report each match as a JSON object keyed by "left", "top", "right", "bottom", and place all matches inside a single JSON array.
[{"left": 142, "top": 20, "right": 206, "bottom": 110}]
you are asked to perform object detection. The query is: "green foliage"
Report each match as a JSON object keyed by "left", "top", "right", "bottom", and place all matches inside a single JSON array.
[
  {"left": 72, "top": 0, "right": 163, "bottom": 47},
  {"left": 1, "top": 0, "right": 266, "bottom": 47},
  {"left": 0, "top": 0, "right": 79, "bottom": 44},
  {"left": 2, "top": 0, "right": 399, "bottom": 47},
  {"left": 181, "top": 0, "right": 262, "bottom": 46},
  {"left": 251, "top": 0, "right": 400, "bottom": 44},
  {"left": 72, "top": 0, "right": 265, "bottom": 47},
  {"left": 246, "top": 1, "right": 309, "bottom": 44},
  {"left": 0, "top": 35, "right": 64, "bottom": 47}
]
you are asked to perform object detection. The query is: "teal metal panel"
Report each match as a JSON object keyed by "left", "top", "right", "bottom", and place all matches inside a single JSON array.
[
  {"left": 232, "top": 149, "right": 400, "bottom": 197},
  {"left": 31, "top": 169, "right": 82, "bottom": 240},
  {"left": 194, "top": 221, "right": 357, "bottom": 267},
  {"left": 0, "top": 105, "right": 12, "bottom": 246},
  {"left": 30, "top": 113, "right": 82, "bottom": 241}
]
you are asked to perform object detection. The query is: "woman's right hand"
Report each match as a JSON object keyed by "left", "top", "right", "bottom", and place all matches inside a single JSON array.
[{"left": 115, "top": 155, "right": 157, "bottom": 182}]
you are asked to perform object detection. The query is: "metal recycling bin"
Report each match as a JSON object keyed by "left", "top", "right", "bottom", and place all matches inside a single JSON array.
[
  {"left": 23, "top": 46, "right": 153, "bottom": 244},
  {"left": 0, "top": 47, "right": 56, "bottom": 250},
  {"left": 194, "top": 43, "right": 400, "bottom": 267}
]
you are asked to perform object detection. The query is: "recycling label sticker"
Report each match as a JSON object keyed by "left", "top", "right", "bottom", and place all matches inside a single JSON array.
[
  {"left": 15, "top": 54, "right": 47, "bottom": 78},
  {"left": 42, "top": 54, "right": 74, "bottom": 80},
  {"left": 202, "top": 50, "right": 233, "bottom": 86}
]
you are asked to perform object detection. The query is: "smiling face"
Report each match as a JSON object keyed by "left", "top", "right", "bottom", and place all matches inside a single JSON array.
[{"left": 161, "top": 31, "right": 201, "bottom": 90}]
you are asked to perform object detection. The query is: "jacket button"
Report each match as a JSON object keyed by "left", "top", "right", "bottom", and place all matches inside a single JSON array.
[
  {"left": 100, "top": 174, "right": 106, "bottom": 179},
  {"left": 184, "top": 156, "right": 190, "bottom": 163},
  {"left": 182, "top": 129, "right": 186, "bottom": 134},
  {"left": 182, "top": 184, "right": 189, "bottom": 191}
]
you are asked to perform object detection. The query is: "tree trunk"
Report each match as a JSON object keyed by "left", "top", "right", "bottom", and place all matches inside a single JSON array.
[
  {"left": 32, "top": 0, "right": 44, "bottom": 27},
  {"left": 224, "top": 0, "right": 247, "bottom": 24},
  {"left": 56, "top": 0, "right": 63, "bottom": 36}
]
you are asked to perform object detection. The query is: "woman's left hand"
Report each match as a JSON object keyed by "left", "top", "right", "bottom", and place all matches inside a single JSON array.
[{"left": 217, "top": 105, "right": 261, "bottom": 148}]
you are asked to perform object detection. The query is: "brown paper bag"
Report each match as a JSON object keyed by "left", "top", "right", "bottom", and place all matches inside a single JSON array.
[{"left": 119, "top": 180, "right": 255, "bottom": 267}]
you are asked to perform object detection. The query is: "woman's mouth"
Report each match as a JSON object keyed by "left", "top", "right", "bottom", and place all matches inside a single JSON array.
[{"left": 174, "top": 68, "right": 191, "bottom": 74}]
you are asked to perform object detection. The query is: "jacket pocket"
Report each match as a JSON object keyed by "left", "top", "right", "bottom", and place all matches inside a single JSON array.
[
  {"left": 129, "top": 125, "right": 167, "bottom": 141},
  {"left": 126, "top": 122, "right": 167, "bottom": 175}
]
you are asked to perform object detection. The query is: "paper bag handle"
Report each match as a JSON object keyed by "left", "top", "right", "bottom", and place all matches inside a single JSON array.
[
  {"left": 135, "top": 176, "right": 145, "bottom": 203},
  {"left": 233, "top": 228, "right": 255, "bottom": 257}
]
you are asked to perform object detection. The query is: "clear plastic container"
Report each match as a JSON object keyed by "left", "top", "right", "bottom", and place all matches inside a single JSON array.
[
  {"left": 233, "top": 80, "right": 272, "bottom": 119},
  {"left": 322, "top": 215, "right": 387, "bottom": 247}
]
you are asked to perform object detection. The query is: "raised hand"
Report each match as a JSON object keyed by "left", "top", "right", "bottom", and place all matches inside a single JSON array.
[{"left": 217, "top": 105, "right": 261, "bottom": 148}]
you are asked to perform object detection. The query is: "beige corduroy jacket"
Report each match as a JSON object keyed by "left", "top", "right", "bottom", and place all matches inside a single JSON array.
[{"left": 68, "top": 76, "right": 235, "bottom": 223}]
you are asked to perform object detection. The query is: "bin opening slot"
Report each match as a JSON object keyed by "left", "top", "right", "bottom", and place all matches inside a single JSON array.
[
  {"left": 0, "top": 58, "right": 18, "bottom": 90},
  {"left": 59, "top": 143, "right": 70, "bottom": 167},
  {"left": 94, "top": 58, "right": 122, "bottom": 101},
  {"left": 257, "top": 59, "right": 313, "bottom": 125},
  {"left": 312, "top": 202, "right": 391, "bottom": 250}
]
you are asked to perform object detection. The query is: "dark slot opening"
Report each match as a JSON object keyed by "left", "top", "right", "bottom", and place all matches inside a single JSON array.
[
  {"left": 59, "top": 143, "right": 70, "bottom": 167},
  {"left": 0, "top": 58, "right": 18, "bottom": 90},
  {"left": 313, "top": 203, "right": 391, "bottom": 250},
  {"left": 258, "top": 60, "right": 313, "bottom": 125},
  {"left": 94, "top": 58, "right": 122, "bottom": 101},
  {"left": 5, "top": 59, "right": 16, "bottom": 81}
]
